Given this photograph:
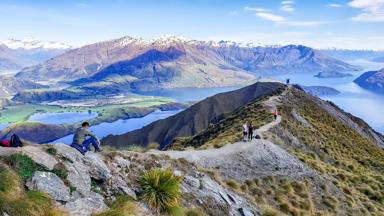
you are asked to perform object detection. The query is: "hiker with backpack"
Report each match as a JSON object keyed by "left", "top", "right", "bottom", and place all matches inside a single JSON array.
[
  {"left": 71, "top": 122, "right": 102, "bottom": 155},
  {"left": 242, "top": 122, "right": 248, "bottom": 142},
  {"left": 248, "top": 122, "right": 254, "bottom": 141}
]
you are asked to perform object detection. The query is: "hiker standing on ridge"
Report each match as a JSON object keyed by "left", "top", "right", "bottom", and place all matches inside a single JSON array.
[
  {"left": 273, "top": 109, "right": 278, "bottom": 121},
  {"left": 71, "top": 122, "right": 102, "bottom": 155},
  {"left": 248, "top": 122, "right": 254, "bottom": 141},
  {"left": 242, "top": 122, "right": 248, "bottom": 141}
]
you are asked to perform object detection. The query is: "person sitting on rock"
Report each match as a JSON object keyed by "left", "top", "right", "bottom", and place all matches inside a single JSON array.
[{"left": 71, "top": 122, "right": 102, "bottom": 155}]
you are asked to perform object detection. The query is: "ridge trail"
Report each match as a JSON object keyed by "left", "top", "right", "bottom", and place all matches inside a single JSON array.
[{"left": 152, "top": 90, "right": 316, "bottom": 181}]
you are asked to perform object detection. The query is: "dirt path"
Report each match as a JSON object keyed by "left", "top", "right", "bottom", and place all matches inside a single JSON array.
[{"left": 152, "top": 90, "right": 317, "bottom": 181}]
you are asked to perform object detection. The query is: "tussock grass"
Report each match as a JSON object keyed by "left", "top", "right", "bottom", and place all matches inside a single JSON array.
[
  {"left": 271, "top": 88, "right": 384, "bottom": 214},
  {"left": 138, "top": 168, "right": 183, "bottom": 212}
]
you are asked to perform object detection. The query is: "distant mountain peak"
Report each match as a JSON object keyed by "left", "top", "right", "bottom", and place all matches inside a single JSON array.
[{"left": 2, "top": 37, "right": 72, "bottom": 50}]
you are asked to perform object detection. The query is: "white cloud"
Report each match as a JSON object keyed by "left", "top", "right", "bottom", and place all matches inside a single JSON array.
[
  {"left": 280, "top": 21, "right": 324, "bottom": 26},
  {"left": 244, "top": 7, "right": 269, "bottom": 12},
  {"left": 280, "top": 0, "right": 295, "bottom": 12},
  {"left": 327, "top": 3, "right": 342, "bottom": 7},
  {"left": 256, "top": 12, "right": 286, "bottom": 22},
  {"left": 229, "top": 10, "right": 238, "bottom": 15},
  {"left": 348, "top": 0, "right": 384, "bottom": 21},
  {"left": 281, "top": 1, "right": 295, "bottom": 5},
  {"left": 75, "top": 3, "right": 89, "bottom": 8}
]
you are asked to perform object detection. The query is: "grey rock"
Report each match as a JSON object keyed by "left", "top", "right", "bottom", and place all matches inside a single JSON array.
[
  {"left": 113, "top": 156, "right": 130, "bottom": 169},
  {"left": 63, "top": 191, "right": 108, "bottom": 216},
  {"left": 64, "top": 161, "right": 91, "bottom": 195},
  {"left": 26, "top": 171, "right": 70, "bottom": 202},
  {"left": 107, "top": 176, "right": 137, "bottom": 199},
  {"left": 21, "top": 146, "right": 58, "bottom": 170},
  {"left": 83, "top": 153, "right": 111, "bottom": 181},
  {"left": 54, "top": 143, "right": 84, "bottom": 163},
  {"left": 239, "top": 208, "right": 255, "bottom": 216}
]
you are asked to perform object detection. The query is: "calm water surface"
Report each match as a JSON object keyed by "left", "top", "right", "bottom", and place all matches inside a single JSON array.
[
  {"left": 53, "top": 110, "right": 181, "bottom": 144},
  {"left": 28, "top": 112, "right": 98, "bottom": 125}
]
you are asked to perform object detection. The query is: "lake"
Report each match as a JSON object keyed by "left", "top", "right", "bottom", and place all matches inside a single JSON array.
[
  {"left": 267, "top": 60, "right": 384, "bottom": 134},
  {"left": 0, "top": 123, "right": 9, "bottom": 131},
  {"left": 133, "top": 86, "right": 239, "bottom": 102},
  {"left": 53, "top": 110, "right": 181, "bottom": 144},
  {"left": 28, "top": 112, "right": 98, "bottom": 125}
]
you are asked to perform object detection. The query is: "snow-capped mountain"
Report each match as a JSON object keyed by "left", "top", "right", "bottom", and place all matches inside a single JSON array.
[
  {"left": 0, "top": 38, "right": 72, "bottom": 71},
  {"left": 16, "top": 35, "right": 360, "bottom": 91},
  {"left": 2, "top": 38, "right": 72, "bottom": 50}
]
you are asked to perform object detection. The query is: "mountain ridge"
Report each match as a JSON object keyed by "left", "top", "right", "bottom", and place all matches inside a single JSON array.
[{"left": 16, "top": 36, "right": 360, "bottom": 90}]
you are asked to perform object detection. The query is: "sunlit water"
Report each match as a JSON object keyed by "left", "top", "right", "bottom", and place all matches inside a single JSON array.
[
  {"left": 53, "top": 110, "right": 181, "bottom": 144},
  {"left": 267, "top": 60, "right": 384, "bottom": 134},
  {"left": 28, "top": 112, "right": 98, "bottom": 125}
]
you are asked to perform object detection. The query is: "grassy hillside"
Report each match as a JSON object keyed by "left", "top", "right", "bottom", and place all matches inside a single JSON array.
[
  {"left": 166, "top": 86, "right": 384, "bottom": 215},
  {"left": 266, "top": 88, "right": 384, "bottom": 215}
]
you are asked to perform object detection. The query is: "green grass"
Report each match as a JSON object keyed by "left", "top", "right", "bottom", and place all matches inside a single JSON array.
[
  {"left": 171, "top": 96, "right": 273, "bottom": 150},
  {"left": 138, "top": 168, "right": 183, "bottom": 212},
  {"left": 5, "top": 154, "right": 48, "bottom": 180},
  {"left": 95, "top": 196, "right": 140, "bottom": 216},
  {"left": 0, "top": 167, "right": 64, "bottom": 216},
  {"left": 270, "top": 88, "right": 384, "bottom": 214},
  {"left": 52, "top": 163, "right": 68, "bottom": 179},
  {"left": 0, "top": 95, "right": 173, "bottom": 124}
]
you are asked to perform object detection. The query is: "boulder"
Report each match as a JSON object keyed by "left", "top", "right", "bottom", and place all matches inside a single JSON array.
[
  {"left": 21, "top": 146, "right": 58, "bottom": 170},
  {"left": 53, "top": 144, "right": 84, "bottom": 163},
  {"left": 64, "top": 161, "right": 91, "bottom": 195},
  {"left": 63, "top": 191, "right": 108, "bottom": 216},
  {"left": 106, "top": 176, "right": 137, "bottom": 199},
  {"left": 26, "top": 171, "right": 70, "bottom": 202},
  {"left": 83, "top": 153, "right": 111, "bottom": 181},
  {"left": 113, "top": 155, "right": 130, "bottom": 169}
]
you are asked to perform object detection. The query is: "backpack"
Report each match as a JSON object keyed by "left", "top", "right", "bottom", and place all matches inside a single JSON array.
[
  {"left": 10, "top": 134, "right": 23, "bottom": 147},
  {"left": 0, "top": 140, "right": 10, "bottom": 147}
]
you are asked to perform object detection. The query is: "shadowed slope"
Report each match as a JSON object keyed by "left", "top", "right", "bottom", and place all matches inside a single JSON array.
[{"left": 101, "top": 82, "right": 285, "bottom": 149}]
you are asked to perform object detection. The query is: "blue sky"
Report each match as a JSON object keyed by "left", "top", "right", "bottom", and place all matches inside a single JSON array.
[{"left": 1, "top": 0, "right": 383, "bottom": 49}]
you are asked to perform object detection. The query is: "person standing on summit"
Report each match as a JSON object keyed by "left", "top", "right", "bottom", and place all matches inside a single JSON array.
[
  {"left": 273, "top": 109, "right": 278, "bottom": 121},
  {"left": 71, "top": 122, "right": 102, "bottom": 155},
  {"left": 242, "top": 122, "right": 248, "bottom": 141}
]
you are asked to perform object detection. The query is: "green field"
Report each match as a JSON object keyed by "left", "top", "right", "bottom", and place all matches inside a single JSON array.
[{"left": 0, "top": 96, "right": 173, "bottom": 124}]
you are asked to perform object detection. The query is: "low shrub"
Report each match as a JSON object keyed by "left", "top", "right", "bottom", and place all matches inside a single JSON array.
[{"left": 138, "top": 168, "right": 183, "bottom": 212}]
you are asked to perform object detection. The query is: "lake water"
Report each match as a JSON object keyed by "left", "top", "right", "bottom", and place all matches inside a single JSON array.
[
  {"left": 0, "top": 123, "right": 9, "bottom": 131},
  {"left": 53, "top": 110, "right": 181, "bottom": 144},
  {"left": 28, "top": 112, "right": 98, "bottom": 125},
  {"left": 134, "top": 86, "right": 239, "bottom": 102},
  {"left": 267, "top": 60, "right": 384, "bottom": 134}
]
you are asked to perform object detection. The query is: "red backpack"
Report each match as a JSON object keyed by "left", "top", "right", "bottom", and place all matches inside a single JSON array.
[{"left": 0, "top": 140, "right": 11, "bottom": 147}]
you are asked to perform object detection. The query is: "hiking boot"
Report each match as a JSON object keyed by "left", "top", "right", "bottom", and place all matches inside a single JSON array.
[{"left": 95, "top": 148, "right": 103, "bottom": 153}]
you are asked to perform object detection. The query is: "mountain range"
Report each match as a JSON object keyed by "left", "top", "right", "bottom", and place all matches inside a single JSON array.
[
  {"left": 0, "top": 75, "right": 47, "bottom": 98},
  {"left": 0, "top": 38, "right": 71, "bottom": 72},
  {"left": 16, "top": 36, "right": 360, "bottom": 91}
]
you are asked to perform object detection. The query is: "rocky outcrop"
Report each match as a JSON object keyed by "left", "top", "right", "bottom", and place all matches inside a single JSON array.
[{"left": 26, "top": 171, "right": 70, "bottom": 201}]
